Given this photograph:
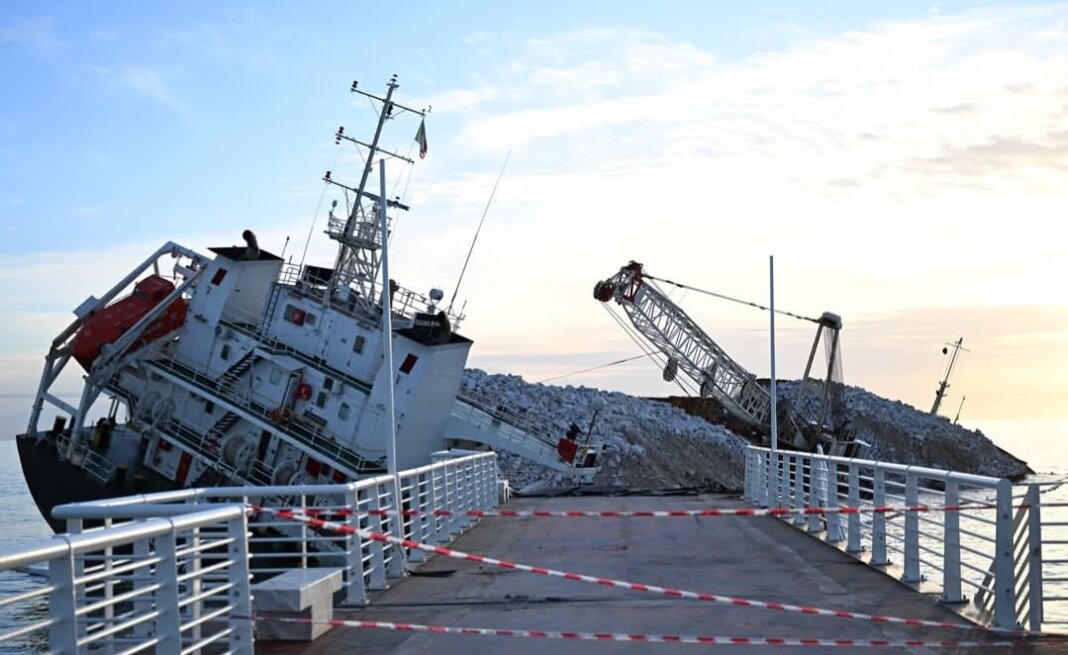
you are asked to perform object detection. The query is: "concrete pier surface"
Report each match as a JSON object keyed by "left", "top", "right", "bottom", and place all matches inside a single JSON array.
[{"left": 258, "top": 494, "right": 1062, "bottom": 654}]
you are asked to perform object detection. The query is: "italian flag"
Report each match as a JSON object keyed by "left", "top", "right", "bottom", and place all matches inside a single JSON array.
[{"left": 415, "top": 119, "right": 428, "bottom": 159}]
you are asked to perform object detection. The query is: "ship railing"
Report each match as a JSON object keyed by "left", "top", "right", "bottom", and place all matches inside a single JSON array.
[
  {"left": 145, "top": 352, "right": 387, "bottom": 475},
  {"left": 455, "top": 388, "right": 559, "bottom": 450},
  {"left": 53, "top": 432, "right": 118, "bottom": 486},
  {"left": 743, "top": 446, "right": 1051, "bottom": 632},
  {"left": 266, "top": 262, "right": 466, "bottom": 330},
  {"left": 46, "top": 453, "right": 499, "bottom": 619},
  {"left": 1026, "top": 480, "right": 1068, "bottom": 632},
  {"left": 0, "top": 504, "right": 252, "bottom": 655}
]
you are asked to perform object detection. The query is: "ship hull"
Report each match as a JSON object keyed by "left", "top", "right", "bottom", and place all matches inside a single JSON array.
[{"left": 16, "top": 432, "right": 180, "bottom": 533}]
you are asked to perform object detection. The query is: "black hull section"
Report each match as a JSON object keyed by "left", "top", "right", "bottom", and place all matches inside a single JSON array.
[{"left": 16, "top": 433, "right": 179, "bottom": 533}]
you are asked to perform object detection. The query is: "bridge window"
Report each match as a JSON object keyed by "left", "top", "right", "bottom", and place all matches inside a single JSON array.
[
  {"left": 315, "top": 391, "right": 327, "bottom": 408},
  {"left": 353, "top": 335, "right": 365, "bottom": 354},
  {"left": 269, "top": 368, "right": 282, "bottom": 385},
  {"left": 220, "top": 344, "right": 231, "bottom": 360},
  {"left": 338, "top": 403, "right": 350, "bottom": 420},
  {"left": 210, "top": 268, "right": 228, "bottom": 285}
]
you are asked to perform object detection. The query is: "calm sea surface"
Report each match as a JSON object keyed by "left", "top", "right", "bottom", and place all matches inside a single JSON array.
[{"left": 0, "top": 395, "right": 1066, "bottom": 645}]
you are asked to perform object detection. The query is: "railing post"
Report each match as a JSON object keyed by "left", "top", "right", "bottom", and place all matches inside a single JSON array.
[
  {"left": 430, "top": 466, "right": 446, "bottom": 544},
  {"left": 902, "top": 471, "right": 921, "bottom": 583},
  {"left": 367, "top": 485, "right": 388, "bottom": 590},
  {"left": 845, "top": 465, "right": 862, "bottom": 551},
  {"left": 407, "top": 472, "right": 428, "bottom": 563},
  {"left": 343, "top": 486, "right": 368, "bottom": 605},
  {"left": 386, "top": 475, "right": 407, "bottom": 579},
  {"left": 446, "top": 463, "right": 461, "bottom": 536},
  {"left": 941, "top": 479, "right": 963, "bottom": 603},
  {"left": 992, "top": 478, "right": 1017, "bottom": 630},
  {"left": 807, "top": 456, "right": 822, "bottom": 533},
  {"left": 227, "top": 510, "right": 254, "bottom": 655},
  {"left": 492, "top": 455, "right": 501, "bottom": 509},
  {"left": 825, "top": 460, "right": 844, "bottom": 543},
  {"left": 155, "top": 525, "right": 181, "bottom": 655},
  {"left": 772, "top": 450, "right": 782, "bottom": 509},
  {"left": 870, "top": 467, "right": 889, "bottom": 566},
  {"left": 792, "top": 456, "right": 805, "bottom": 526},
  {"left": 743, "top": 449, "right": 754, "bottom": 501},
  {"left": 1025, "top": 484, "right": 1044, "bottom": 632},
  {"left": 47, "top": 538, "right": 78, "bottom": 655}
]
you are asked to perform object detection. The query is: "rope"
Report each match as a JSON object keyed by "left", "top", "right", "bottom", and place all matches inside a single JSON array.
[
  {"left": 298, "top": 147, "right": 343, "bottom": 268},
  {"left": 537, "top": 354, "right": 648, "bottom": 384},
  {"left": 643, "top": 273, "right": 821, "bottom": 324},
  {"left": 447, "top": 151, "right": 510, "bottom": 315}
]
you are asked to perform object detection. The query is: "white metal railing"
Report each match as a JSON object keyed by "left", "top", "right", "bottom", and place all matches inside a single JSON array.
[
  {"left": 0, "top": 505, "right": 252, "bottom": 655},
  {"left": 743, "top": 446, "right": 1061, "bottom": 632},
  {"left": 0, "top": 451, "right": 498, "bottom": 654}
]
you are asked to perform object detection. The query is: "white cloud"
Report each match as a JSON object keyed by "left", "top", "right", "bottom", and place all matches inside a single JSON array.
[
  {"left": 400, "top": 7, "right": 1068, "bottom": 418},
  {"left": 0, "top": 16, "right": 62, "bottom": 55},
  {"left": 89, "top": 64, "right": 186, "bottom": 111}
]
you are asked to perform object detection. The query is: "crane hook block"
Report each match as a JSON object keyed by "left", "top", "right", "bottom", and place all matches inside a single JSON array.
[{"left": 593, "top": 281, "right": 615, "bottom": 302}]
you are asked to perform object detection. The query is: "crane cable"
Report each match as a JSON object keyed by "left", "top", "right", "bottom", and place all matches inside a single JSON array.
[
  {"left": 599, "top": 304, "right": 695, "bottom": 396},
  {"left": 642, "top": 273, "right": 821, "bottom": 324}
]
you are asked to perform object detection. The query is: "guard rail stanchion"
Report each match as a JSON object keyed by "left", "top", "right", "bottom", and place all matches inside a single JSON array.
[
  {"left": 47, "top": 539, "right": 77, "bottom": 654},
  {"left": 156, "top": 526, "right": 181, "bottom": 655},
  {"left": 942, "top": 480, "right": 963, "bottom": 604},
  {"left": 343, "top": 486, "right": 368, "bottom": 604},
  {"left": 386, "top": 476, "right": 407, "bottom": 579},
  {"left": 132, "top": 538, "right": 152, "bottom": 641},
  {"left": 871, "top": 468, "right": 889, "bottom": 566},
  {"left": 792, "top": 456, "right": 805, "bottom": 526},
  {"left": 430, "top": 466, "right": 446, "bottom": 545},
  {"left": 903, "top": 472, "right": 921, "bottom": 583},
  {"left": 825, "top": 459, "right": 844, "bottom": 543},
  {"left": 1025, "top": 484, "right": 1044, "bottom": 632},
  {"left": 993, "top": 479, "right": 1016, "bottom": 630},
  {"left": 228, "top": 510, "right": 254, "bottom": 655},
  {"left": 807, "top": 457, "right": 821, "bottom": 534},
  {"left": 367, "top": 486, "right": 388, "bottom": 590},
  {"left": 846, "top": 463, "right": 862, "bottom": 553},
  {"left": 407, "top": 473, "right": 428, "bottom": 564}
]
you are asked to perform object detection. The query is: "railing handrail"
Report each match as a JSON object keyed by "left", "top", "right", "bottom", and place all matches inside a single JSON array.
[
  {"left": 746, "top": 445, "right": 1004, "bottom": 488},
  {"left": 1, "top": 451, "right": 499, "bottom": 654},
  {"left": 743, "top": 445, "right": 1050, "bottom": 632}
]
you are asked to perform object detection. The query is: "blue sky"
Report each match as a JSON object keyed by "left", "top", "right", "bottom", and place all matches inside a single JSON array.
[{"left": 2, "top": 2, "right": 1067, "bottom": 428}]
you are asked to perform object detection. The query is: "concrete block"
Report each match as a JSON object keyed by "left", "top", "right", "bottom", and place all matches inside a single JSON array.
[{"left": 252, "top": 568, "right": 343, "bottom": 641}]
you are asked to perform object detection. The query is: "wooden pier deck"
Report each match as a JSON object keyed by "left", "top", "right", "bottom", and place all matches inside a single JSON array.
[{"left": 258, "top": 494, "right": 1060, "bottom": 654}]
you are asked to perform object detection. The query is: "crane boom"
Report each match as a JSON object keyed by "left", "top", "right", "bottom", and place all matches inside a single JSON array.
[{"left": 594, "top": 261, "right": 810, "bottom": 449}]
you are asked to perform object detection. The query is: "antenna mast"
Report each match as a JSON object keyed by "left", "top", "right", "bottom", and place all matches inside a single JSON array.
[
  {"left": 324, "top": 75, "right": 423, "bottom": 309},
  {"left": 931, "top": 337, "right": 967, "bottom": 415}
]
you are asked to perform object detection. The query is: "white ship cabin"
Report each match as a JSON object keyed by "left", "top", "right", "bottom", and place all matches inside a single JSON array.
[{"left": 124, "top": 241, "right": 472, "bottom": 489}]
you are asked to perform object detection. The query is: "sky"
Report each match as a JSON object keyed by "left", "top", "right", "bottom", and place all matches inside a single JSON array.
[{"left": 2, "top": 1, "right": 1067, "bottom": 439}]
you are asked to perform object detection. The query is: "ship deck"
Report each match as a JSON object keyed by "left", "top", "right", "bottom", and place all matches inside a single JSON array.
[{"left": 257, "top": 494, "right": 1060, "bottom": 654}]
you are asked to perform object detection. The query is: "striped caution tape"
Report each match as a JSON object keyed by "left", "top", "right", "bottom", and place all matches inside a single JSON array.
[
  {"left": 237, "top": 615, "right": 1024, "bottom": 648},
  {"left": 254, "top": 506, "right": 986, "bottom": 633},
  {"left": 292, "top": 504, "right": 1008, "bottom": 519}
]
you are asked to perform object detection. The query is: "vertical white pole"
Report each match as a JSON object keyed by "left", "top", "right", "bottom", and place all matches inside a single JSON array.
[
  {"left": 769, "top": 255, "right": 778, "bottom": 452},
  {"left": 379, "top": 159, "right": 398, "bottom": 482},
  {"left": 379, "top": 159, "right": 406, "bottom": 573}
]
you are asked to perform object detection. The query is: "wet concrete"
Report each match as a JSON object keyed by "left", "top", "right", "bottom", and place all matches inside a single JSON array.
[{"left": 258, "top": 494, "right": 1062, "bottom": 654}]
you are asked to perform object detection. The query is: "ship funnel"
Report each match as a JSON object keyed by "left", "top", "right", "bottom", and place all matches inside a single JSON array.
[{"left": 242, "top": 230, "right": 260, "bottom": 260}]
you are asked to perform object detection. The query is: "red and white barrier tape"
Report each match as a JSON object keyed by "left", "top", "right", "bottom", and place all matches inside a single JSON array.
[
  {"left": 294, "top": 504, "right": 1005, "bottom": 519},
  {"left": 238, "top": 614, "right": 1024, "bottom": 648},
  {"left": 255, "top": 506, "right": 984, "bottom": 633}
]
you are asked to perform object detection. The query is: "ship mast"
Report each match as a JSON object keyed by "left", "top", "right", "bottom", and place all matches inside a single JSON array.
[
  {"left": 931, "top": 337, "right": 968, "bottom": 415},
  {"left": 324, "top": 75, "right": 423, "bottom": 309}
]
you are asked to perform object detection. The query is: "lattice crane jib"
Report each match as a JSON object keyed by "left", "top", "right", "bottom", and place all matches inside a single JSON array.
[{"left": 594, "top": 262, "right": 809, "bottom": 449}]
